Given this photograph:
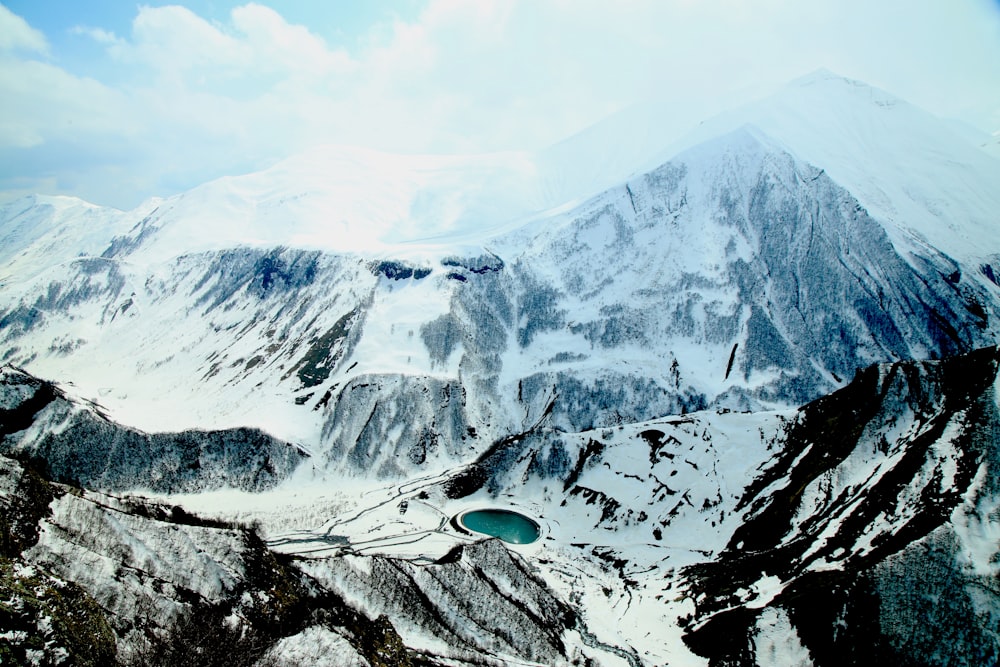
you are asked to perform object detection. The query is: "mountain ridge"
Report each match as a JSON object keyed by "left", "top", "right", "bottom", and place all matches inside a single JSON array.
[
  {"left": 1, "top": 71, "right": 999, "bottom": 665},
  {"left": 1, "top": 84, "right": 997, "bottom": 461}
]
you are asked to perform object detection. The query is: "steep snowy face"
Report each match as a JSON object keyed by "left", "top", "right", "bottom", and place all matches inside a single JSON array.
[
  {"left": 726, "top": 71, "right": 1000, "bottom": 266},
  {"left": 475, "top": 127, "right": 998, "bottom": 428},
  {"left": 558, "top": 70, "right": 1000, "bottom": 267}
]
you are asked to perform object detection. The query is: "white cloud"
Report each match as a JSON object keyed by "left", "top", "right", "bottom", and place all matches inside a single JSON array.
[
  {"left": 70, "top": 26, "right": 124, "bottom": 47},
  {"left": 0, "top": 57, "right": 132, "bottom": 148},
  {"left": 1, "top": 0, "right": 999, "bottom": 209},
  {"left": 230, "top": 3, "right": 355, "bottom": 77},
  {"left": 128, "top": 5, "right": 247, "bottom": 73},
  {"left": 0, "top": 4, "right": 47, "bottom": 53}
]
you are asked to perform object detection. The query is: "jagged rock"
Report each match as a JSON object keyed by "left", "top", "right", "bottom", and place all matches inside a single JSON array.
[{"left": 300, "top": 539, "right": 577, "bottom": 665}]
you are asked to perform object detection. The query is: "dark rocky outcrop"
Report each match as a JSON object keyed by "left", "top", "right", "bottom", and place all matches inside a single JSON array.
[
  {"left": 681, "top": 347, "right": 1000, "bottom": 666},
  {"left": 0, "top": 367, "right": 307, "bottom": 493}
]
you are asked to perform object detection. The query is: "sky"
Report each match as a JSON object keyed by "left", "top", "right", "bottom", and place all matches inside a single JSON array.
[{"left": 2, "top": 0, "right": 999, "bottom": 210}]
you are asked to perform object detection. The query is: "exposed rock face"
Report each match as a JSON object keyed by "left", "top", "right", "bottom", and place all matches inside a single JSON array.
[
  {"left": 680, "top": 346, "right": 1000, "bottom": 666},
  {"left": 321, "top": 374, "right": 475, "bottom": 477},
  {"left": 301, "top": 540, "right": 578, "bottom": 665},
  {"left": 0, "top": 366, "right": 307, "bottom": 493}
]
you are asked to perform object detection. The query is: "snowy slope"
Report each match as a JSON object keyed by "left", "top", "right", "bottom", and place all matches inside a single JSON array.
[
  {"left": 544, "top": 69, "right": 1000, "bottom": 267},
  {"left": 671, "top": 70, "right": 1000, "bottom": 266},
  {"left": 0, "top": 195, "right": 139, "bottom": 286},
  {"left": 115, "top": 146, "right": 551, "bottom": 264},
  {"left": 4, "top": 347, "right": 995, "bottom": 666},
  {"left": 1, "top": 72, "right": 998, "bottom": 478},
  {"left": 1, "top": 71, "right": 1000, "bottom": 665}
]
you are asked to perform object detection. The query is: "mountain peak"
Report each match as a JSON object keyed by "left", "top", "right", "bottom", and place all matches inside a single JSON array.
[
  {"left": 669, "top": 71, "right": 1000, "bottom": 263},
  {"left": 789, "top": 67, "right": 855, "bottom": 87},
  {"left": 784, "top": 67, "right": 903, "bottom": 109}
]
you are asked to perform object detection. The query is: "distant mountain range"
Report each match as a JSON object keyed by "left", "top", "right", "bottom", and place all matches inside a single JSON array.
[{"left": 1, "top": 71, "right": 998, "bottom": 666}]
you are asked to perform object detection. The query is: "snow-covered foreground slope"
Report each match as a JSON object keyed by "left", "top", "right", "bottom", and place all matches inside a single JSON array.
[{"left": 2, "top": 348, "right": 997, "bottom": 665}]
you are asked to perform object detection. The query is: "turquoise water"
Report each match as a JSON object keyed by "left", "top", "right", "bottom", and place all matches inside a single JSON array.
[{"left": 458, "top": 509, "right": 540, "bottom": 544}]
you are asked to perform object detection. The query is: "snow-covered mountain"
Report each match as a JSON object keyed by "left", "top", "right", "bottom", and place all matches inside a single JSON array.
[{"left": 1, "top": 71, "right": 998, "bottom": 665}]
